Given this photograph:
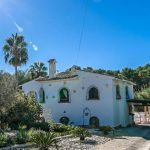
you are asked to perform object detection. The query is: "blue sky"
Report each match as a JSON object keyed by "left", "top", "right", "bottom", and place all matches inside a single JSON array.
[{"left": 0, "top": 0, "right": 150, "bottom": 73}]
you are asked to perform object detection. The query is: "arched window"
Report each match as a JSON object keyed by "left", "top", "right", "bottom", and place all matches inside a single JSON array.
[
  {"left": 125, "top": 86, "right": 130, "bottom": 99},
  {"left": 59, "top": 117, "right": 69, "bottom": 125},
  {"left": 116, "top": 85, "right": 121, "bottom": 100},
  {"left": 88, "top": 87, "right": 99, "bottom": 100},
  {"left": 59, "top": 88, "right": 69, "bottom": 102},
  {"left": 27, "top": 91, "right": 37, "bottom": 100},
  {"left": 89, "top": 116, "right": 99, "bottom": 128},
  {"left": 39, "top": 88, "right": 45, "bottom": 103}
]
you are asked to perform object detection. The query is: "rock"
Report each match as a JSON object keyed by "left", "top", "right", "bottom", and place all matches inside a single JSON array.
[{"left": 49, "top": 135, "right": 111, "bottom": 150}]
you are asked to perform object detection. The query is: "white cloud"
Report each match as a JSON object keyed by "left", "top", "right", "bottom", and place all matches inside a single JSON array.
[{"left": 32, "top": 44, "right": 38, "bottom": 51}]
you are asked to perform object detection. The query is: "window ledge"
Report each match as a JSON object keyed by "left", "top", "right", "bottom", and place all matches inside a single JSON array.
[
  {"left": 58, "top": 101, "right": 71, "bottom": 103},
  {"left": 87, "top": 99, "right": 100, "bottom": 101},
  {"left": 116, "top": 96, "right": 121, "bottom": 100},
  {"left": 39, "top": 101, "right": 45, "bottom": 103}
]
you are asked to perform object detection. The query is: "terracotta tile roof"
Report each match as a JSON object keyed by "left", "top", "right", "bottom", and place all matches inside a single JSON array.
[{"left": 36, "top": 71, "right": 78, "bottom": 81}]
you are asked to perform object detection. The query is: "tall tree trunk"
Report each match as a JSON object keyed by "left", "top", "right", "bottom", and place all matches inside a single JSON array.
[{"left": 15, "top": 66, "right": 18, "bottom": 85}]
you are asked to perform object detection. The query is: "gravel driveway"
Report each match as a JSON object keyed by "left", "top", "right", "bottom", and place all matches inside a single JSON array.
[{"left": 91, "top": 125, "right": 150, "bottom": 150}]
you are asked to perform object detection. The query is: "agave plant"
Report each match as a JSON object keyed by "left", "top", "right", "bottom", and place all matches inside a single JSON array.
[
  {"left": 0, "top": 133, "right": 8, "bottom": 148},
  {"left": 16, "top": 129, "right": 29, "bottom": 144},
  {"left": 31, "top": 131, "right": 59, "bottom": 150},
  {"left": 99, "top": 126, "right": 112, "bottom": 135}
]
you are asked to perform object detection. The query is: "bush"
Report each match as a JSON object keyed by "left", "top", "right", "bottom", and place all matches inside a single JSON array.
[
  {"left": 0, "top": 133, "right": 8, "bottom": 148},
  {"left": 51, "top": 123, "right": 73, "bottom": 133},
  {"left": 31, "top": 131, "right": 59, "bottom": 150},
  {"left": 4, "top": 91, "right": 43, "bottom": 130},
  {"left": 0, "top": 71, "right": 17, "bottom": 130},
  {"left": 16, "top": 129, "right": 29, "bottom": 144},
  {"left": 0, "top": 71, "right": 17, "bottom": 112},
  {"left": 99, "top": 126, "right": 112, "bottom": 135},
  {"left": 27, "top": 128, "right": 36, "bottom": 142},
  {"left": 31, "top": 121, "right": 50, "bottom": 132},
  {"left": 71, "top": 127, "right": 91, "bottom": 140}
]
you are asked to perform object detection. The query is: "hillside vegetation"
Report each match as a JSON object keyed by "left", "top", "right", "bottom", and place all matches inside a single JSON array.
[
  {"left": 135, "top": 87, "right": 150, "bottom": 100},
  {"left": 80, "top": 64, "right": 150, "bottom": 91}
]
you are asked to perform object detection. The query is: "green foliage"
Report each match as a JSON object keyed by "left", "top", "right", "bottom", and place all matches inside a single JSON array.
[
  {"left": 27, "top": 128, "right": 36, "bottom": 141},
  {"left": 99, "top": 126, "right": 112, "bottom": 135},
  {"left": 16, "top": 127, "right": 37, "bottom": 143},
  {"left": 0, "top": 128, "right": 37, "bottom": 147},
  {"left": 135, "top": 87, "right": 150, "bottom": 100},
  {"left": 16, "top": 129, "right": 29, "bottom": 144},
  {"left": 51, "top": 123, "right": 74, "bottom": 133},
  {"left": 3, "top": 91, "right": 43, "bottom": 130},
  {"left": 2, "top": 33, "right": 28, "bottom": 76},
  {"left": 0, "top": 71, "right": 17, "bottom": 112},
  {"left": 70, "top": 65, "right": 81, "bottom": 70},
  {"left": 81, "top": 64, "right": 150, "bottom": 92},
  {"left": 17, "top": 70, "right": 32, "bottom": 85},
  {"left": 31, "top": 131, "right": 59, "bottom": 150},
  {"left": 0, "top": 133, "right": 15, "bottom": 147},
  {"left": 121, "top": 65, "right": 150, "bottom": 91},
  {"left": 31, "top": 122, "right": 50, "bottom": 132},
  {"left": 0, "top": 133, "right": 8, "bottom": 147},
  {"left": 71, "top": 127, "right": 91, "bottom": 140},
  {"left": 83, "top": 66, "right": 94, "bottom": 72},
  {"left": 82, "top": 64, "right": 150, "bottom": 98},
  {"left": 0, "top": 71, "right": 17, "bottom": 130},
  {"left": 29, "top": 62, "right": 47, "bottom": 79},
  {"left": 51, "top": 123, "right": 91, "bottom": 139}
]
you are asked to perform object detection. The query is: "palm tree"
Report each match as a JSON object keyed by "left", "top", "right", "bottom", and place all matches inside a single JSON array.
[
  {"left": 29, "top": 62, "right": 47, "bottom": 79},
  {"left": 3, "top": 33, "right": 28, "bottom": 78}
]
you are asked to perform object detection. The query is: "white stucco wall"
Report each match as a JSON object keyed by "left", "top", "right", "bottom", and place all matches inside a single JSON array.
[
  {"left": 22, "top": 70, "right": 134, "bottom": 127},
  {"left": 22, "top": 80, "right": 41, "bottom": 101},
  {"left": 112, "top": 79, "right": 134, "bottom": 127},
  {"left": 39, "top": 71, "right": 114, "bottom": 126}
]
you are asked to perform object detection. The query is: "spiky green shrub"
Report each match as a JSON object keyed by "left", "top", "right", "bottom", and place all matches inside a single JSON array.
[
  {"left": 16, "top": 129, "right": 29, "bottom": 144},
  {"left": 27, "top": 128, "right": 36, "bottom": 142},
  {"left": 99, "top": 126, "right": 112, "bottom": 135},
  {"left": 71, "top": 127, "right": 91, "bottom": 140},
  {"left": 0, "top": 133, "right": 8, "bottom": 148},
  {"left": 31, "top": 131, "right": 59, "bottom": 150}
]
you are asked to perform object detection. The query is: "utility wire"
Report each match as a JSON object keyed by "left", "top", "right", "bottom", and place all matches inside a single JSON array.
[{"left": 75, "top": 0, "right": 88, "bottom": 65}]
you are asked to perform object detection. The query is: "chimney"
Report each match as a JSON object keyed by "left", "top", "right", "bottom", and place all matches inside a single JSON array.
[{"left": 48, "top": 59, "right": 57, "bottom": 78}]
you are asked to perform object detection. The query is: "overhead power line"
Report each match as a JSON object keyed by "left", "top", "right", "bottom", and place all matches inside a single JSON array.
[{"left": 75, "top": 0, "right": 88, "bottom": 65}]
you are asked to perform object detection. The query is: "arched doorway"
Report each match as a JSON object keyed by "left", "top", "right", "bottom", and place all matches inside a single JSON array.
[
  {"left": 59, "top": 117, "right": 69, "bottom": 125},
  {"left": 83, "top": 107, "right": 91, "bottom": 126},
  {"left": 89, "top": 116, "right": 99, "bottom": 128}
]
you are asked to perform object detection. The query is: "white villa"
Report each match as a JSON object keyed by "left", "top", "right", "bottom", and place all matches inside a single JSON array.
[{"left": 22, "top": 59, "right": 135, "bottom": 128}]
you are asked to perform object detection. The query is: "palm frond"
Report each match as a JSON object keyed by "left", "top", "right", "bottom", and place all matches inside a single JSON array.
[{"left": 2, "top": 33, "right": 28, "bottom": 75}]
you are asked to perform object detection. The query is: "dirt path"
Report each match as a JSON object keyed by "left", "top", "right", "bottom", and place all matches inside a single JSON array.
[{"left": 91, "top": 125, "right": 150, "bottom": 150}]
